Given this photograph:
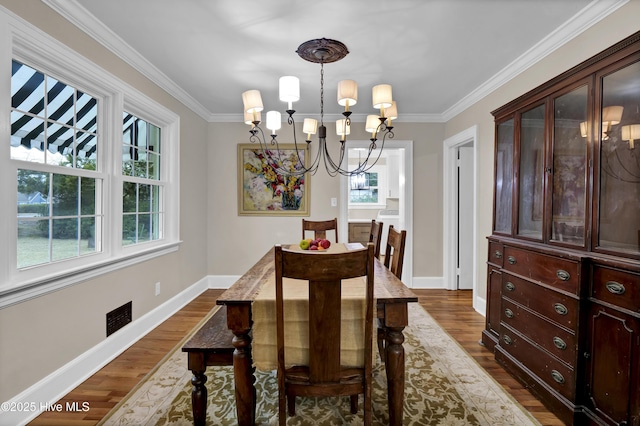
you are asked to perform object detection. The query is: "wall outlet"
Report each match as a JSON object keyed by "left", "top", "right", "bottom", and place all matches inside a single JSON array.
[
  {"left": 331, "top": 197, "right": 337, "bottom": 207},
  {"left": 155, "top": 282, "right": 161, "bottom": 296}
]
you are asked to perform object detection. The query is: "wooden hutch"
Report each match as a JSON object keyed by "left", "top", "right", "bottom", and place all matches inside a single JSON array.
[{"left": 483, "top": 31, "right": 640, "bottom": 425}]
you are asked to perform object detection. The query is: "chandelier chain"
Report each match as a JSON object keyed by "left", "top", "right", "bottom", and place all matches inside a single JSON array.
[{"left": 320, "top": 62, "right": 324, "bottom": 127}]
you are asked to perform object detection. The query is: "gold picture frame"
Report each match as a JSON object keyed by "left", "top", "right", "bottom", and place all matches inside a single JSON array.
[{"left": 237, "top": 144, "right": 310, "bottom": 216}]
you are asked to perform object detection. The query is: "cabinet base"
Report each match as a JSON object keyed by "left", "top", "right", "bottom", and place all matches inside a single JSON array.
[
  {"left": 481, "top": 329, "right": 498, "bottom": 352},
  {"left": 495, "top": 346, "right": 583, "bottom": 426}
]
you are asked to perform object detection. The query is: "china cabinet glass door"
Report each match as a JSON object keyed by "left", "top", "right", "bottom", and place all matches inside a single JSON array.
[
  {"left": 550, "top": 84, "right": 589, "bottom": 246},
  {"left": 494, "top": 118, "right": 514, "bottom": 234},
  {"left": 597, "top": 59, "right": 640, "bottom": 257},
  {"left": 518, "top": 104, "right": 545, "bottom": 240}
]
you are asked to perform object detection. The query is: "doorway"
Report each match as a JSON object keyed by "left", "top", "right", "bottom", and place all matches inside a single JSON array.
[
  {"left": 339, "top": 140, "right": 413, "bottom": 287},
  {"left": 443, "top": 127, "right": 479, "bottom": 307}
]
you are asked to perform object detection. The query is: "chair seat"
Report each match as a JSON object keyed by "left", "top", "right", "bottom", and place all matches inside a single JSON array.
[{"left": 285, "top": 365, "right": 365, "bottom": 386}]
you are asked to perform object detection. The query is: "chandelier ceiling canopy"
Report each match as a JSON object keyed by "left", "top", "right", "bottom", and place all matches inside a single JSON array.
[{"left": 241, "top": 38, "right": 397, "bottom": 177}]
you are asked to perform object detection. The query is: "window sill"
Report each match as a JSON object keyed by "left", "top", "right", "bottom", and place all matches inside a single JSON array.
[{"left": 0, "top": 241, "right": 182, "bottom": 309}]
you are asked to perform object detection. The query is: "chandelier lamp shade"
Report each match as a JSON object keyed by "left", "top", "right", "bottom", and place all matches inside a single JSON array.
[{"left": 241, "top": 38, "right": 397, "bottom": 177}]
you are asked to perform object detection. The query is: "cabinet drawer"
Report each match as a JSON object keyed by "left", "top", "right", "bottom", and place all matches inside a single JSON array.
[
  {"left": 500, "top": 325, "right": 576, "bottom": 401},
  {"left": 501, "top": 298, "right": 577, "bottom": 366},
  {"left": 503, "top": 246, "right": 580, "bottom": 294},
  {"left": 488, "top": 240, "right": 504, "bottom": 267},
  {"left": 592, "top": 266, "right": 640, "bottom": 314},
  {"left": 502, "top": 272, "right": 579, "bottom": 330},
  {"left": 348, "top": 223, "right": 370, "bottom": 244}
]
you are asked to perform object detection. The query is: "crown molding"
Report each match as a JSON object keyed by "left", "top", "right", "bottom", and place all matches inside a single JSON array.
[
  {"left": 441, "top": 0, "right": 629, "bottom": 122},
  {"left": 42, "top": 0, "right": 212, "bottom": 121},
  {"left": 43, "top": 0, "right": 628, "bottom": 124}
]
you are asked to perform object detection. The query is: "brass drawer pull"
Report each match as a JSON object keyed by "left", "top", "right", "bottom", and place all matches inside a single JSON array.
[
  {"left": 551, "top": 370, "right": 565, "bottom": 384},
  {"left": 507, "top": 256, "right": 517, "bottom": 265},
  {"left": 502, "top": 334, "right": 513, "bottom": 345},
  {"left": 504, "top": 308, "right": 514, "bottom": 319},
  {"left": 553, "top": 337, "right": 567, "bottom": 350},
  {"left": 494, "top": 250, "right": 502, "bottom": 259},
  {"left": 554, "top": 303, "right": 568, "bottom": 316},
  {"left": 505, "top": 282, "right": 515, "bottom": 291},
  {"left": 556, "top": 270, "right": 570, "bottom": 281},
  {"left": 606, "top": 281, "right": 626, "bottom": 295}
]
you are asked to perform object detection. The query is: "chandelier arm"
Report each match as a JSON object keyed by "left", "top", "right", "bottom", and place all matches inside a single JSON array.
[
  {"left": 613, "top": 144, "right": 640, "bottom": 181},
  {"left": 353, "top": 126, "right": 394, "bottom": 174},
  {"left": 322, "top": 137, "right": 355, "bottom": 176}
]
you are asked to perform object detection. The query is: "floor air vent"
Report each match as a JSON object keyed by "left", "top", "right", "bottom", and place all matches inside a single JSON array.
[{"left": 106, "top": 301, "right": 132, "bottom": 337}]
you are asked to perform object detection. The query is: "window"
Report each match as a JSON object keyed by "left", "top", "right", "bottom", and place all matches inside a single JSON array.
[
  {"left": 122, "top": 113, "right": 163, "bottom": 246},
  {"left": 1, "top": 15, "right": 180, "bottom": 305},
  {"left": 12, "top": 61, "right": 102, "bottom": 269},
  {"left": 349, "top": 172, "right": 379, "bottom": 203}
]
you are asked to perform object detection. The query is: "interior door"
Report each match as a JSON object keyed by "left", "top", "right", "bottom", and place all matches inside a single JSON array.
[{"left": 457, "top": 146, "right": 473, "bottom": 290}]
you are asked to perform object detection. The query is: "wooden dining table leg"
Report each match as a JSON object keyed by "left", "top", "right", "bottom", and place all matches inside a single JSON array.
[
  {"left": 226, "top": 304, "right": 255, "bottom": 426},
  {"left": 383, "top": 302, "right": 408, "bottom": 426}
]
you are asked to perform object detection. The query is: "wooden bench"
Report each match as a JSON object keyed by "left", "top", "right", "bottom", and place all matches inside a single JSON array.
[{"left": 182, "top": 307, "right": 234, "bottom": 426}]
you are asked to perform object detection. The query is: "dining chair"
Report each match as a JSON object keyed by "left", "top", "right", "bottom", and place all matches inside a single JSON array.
[
  {"left": 368, "top": 220, "right": 383, "bottom": 259},
  {"left": 378, "top": 225, "right": 407, "bottom": 363},
  {"left": 302, "top": 217, "right": 338, "bottom": 242},
  {"left": 274, "top": 243, "right": 375, "bottom": 425},
  {"left": 383, "top": 225, "right": 407, "bottom": 280}
]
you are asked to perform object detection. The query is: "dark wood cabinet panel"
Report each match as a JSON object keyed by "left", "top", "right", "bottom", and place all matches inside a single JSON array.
[
  {"left": 584, "top": 303, "right": 640, "bottom": 426},
  {"left": 485, "top": 31, "right": 640, "bottom": 425}
]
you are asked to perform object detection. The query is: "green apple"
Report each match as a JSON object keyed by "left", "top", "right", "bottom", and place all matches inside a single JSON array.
[{"left": 299, "top": 239, "right": 310, "bottom": 250}]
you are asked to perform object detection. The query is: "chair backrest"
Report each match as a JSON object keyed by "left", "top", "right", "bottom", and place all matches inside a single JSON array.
[
  {"left": 368, "top": 220, "right": 383, "bottom": 259},
  {"left": 384, "top": 225, "right": 407, "bottom": 279},
  {"left": 274, "top": 243, "right": 374, "bottom": 421},
  {"left": 302, "top": 218, "right": 338, "bottom": 242}
]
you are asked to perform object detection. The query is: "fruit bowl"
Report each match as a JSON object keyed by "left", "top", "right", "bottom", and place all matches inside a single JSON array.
[{"left": 299, "top": 238, "right": 331, "bottom": 251}]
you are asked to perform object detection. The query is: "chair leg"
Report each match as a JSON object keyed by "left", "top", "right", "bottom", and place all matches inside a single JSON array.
[
  {"left": 377, "top": 321, "right": 387, "bottom": 363},
  {"left": 287, "top": 393, "right": 296, "bottom": 417},
  {"left": 350, "top": 394, "right": 358, "bottom": 414},
  {"left": 364, "top": 393, "right": 372, "bottom": 426}
]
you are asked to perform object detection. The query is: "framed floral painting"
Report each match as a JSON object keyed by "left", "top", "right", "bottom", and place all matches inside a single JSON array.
[{"left": 237, "top": 144, "right": 310, "bottom": 216}]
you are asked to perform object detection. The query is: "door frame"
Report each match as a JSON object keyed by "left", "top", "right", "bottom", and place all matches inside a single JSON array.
[
  {"left": 339, "top": 140, "right": 413, "bottom": 288},
  {"left": 443, "top": 126, "right": 478, "bottom": 303}
]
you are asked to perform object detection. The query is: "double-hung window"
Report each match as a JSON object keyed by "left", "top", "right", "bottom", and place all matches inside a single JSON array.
[
  {"left": 1, "top": 15, "right": 180, "bottom": 306},
  {"left": 12, "top": 61, "right": 103, "bottom": 269}
]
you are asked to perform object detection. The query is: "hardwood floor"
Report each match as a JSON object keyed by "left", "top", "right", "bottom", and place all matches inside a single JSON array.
[{"left": 29, "top": 288, "right": 564, "bottom": 425}]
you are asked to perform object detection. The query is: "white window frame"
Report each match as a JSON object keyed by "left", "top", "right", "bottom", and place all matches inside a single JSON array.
[
  {"left": 0, "top": 9, "right": 180, "bottom": 308},
  {"left": 347, "top": 164, "right": 388, "bottom": 209}
]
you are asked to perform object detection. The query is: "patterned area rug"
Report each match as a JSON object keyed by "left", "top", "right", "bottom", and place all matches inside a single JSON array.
[{"left": 99, "top": 303, "right": 540, "bottom": 425}]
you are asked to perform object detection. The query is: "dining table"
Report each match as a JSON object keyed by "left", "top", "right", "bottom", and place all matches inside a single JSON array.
[{"left": 216, "top": 243, "right": 418, "bottom": 425}]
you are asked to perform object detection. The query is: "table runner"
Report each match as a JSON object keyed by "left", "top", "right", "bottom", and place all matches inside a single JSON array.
[{"left": 252, "top": 243, "right": 370, "bottom": 371}]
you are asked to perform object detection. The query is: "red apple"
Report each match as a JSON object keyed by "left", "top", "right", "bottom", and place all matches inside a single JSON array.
[
  {"left": 319, "top": 239, "right": 331, "bottom": 249},
  {"left": 309, "top": 245, "right": 318, "bottom": 250}
]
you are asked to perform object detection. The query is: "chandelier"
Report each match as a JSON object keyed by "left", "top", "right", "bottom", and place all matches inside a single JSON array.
[{"left": 241, "top": 38, "right": 397, "bottom": 177}]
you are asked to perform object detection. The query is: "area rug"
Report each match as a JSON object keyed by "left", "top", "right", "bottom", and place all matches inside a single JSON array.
[{"left": 99, "top": 303, "right": 540, "bottom": 425}]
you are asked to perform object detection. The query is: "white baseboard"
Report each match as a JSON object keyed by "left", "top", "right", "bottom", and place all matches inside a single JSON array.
[
  {"left": 207, "top": 274, "right": 239, "bottom": 289},
  {"left": 0, "top": 276, "right": 209, "bottom": 426},
  {"left": 410, "top": 276, "right": 444, "bottom": 289},
  {"left": 474, "top": 296, "right": 487, "bottom": 317}
]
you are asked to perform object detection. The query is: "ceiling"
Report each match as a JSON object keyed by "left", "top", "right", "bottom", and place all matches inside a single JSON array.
[{"left": 44, "top": 0, "right": 622, "bottom": 123}]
